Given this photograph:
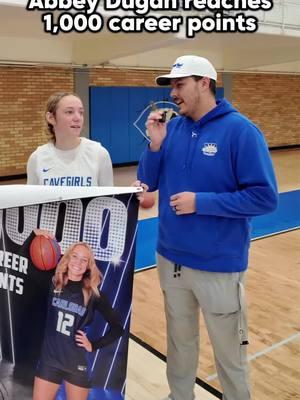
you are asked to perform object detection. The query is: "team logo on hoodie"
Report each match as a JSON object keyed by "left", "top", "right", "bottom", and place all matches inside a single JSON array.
[{"left": 202, "top": 143, "right": 218, "bottom": 156}]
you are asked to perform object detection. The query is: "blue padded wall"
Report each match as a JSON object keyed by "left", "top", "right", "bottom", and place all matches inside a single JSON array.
[{"left": 90, "top": 86, "right": 224, "bottom": 164}]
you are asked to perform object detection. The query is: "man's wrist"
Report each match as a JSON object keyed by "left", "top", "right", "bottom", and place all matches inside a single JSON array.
[{"left": 149, "top": 142, "right": 161, "bottom": 152}]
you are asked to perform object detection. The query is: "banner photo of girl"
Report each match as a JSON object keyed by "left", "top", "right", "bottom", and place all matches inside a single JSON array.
[{"left": 0, "top": 187, "right": 139, "bottom": 400}]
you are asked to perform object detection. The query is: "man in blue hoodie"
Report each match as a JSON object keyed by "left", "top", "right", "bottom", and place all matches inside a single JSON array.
[{"left": 137, "top": 55, "right": 278, "bottom": 400}]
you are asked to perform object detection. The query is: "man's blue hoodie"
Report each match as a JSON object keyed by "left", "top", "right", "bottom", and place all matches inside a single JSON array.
[{"left": 138, "top": 99, "right": 278, "bottom": 272}]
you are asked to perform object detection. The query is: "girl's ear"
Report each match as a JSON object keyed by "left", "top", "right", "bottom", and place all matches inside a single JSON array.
[{"left": 46, "top": 111, "right": 55, "bottom": 125}]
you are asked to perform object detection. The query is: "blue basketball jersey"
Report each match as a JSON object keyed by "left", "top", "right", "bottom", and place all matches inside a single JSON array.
[{"left": 39, "top": 280, "right": 123, "bottom": 375}]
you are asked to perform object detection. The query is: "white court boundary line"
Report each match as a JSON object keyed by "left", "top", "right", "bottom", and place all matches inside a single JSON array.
[
  {"left": 206, "top": 331, "right": 300, "bottom": 381},
  {"left": 135, "top": 263, "right": 156, "bottom": 272},
  {"left": 251, "top": 225, "right": 300, "bottom": 241},
  {"left": 135, "top": 225, "right": 300, "bottom": 272}
]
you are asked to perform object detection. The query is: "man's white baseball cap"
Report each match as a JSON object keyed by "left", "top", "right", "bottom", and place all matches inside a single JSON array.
[{"left": 156, "top": 55, "right": 217, "bottom": 86}]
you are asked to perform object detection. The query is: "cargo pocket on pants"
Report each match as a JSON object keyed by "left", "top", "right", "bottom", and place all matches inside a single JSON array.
[{"left": 238, "top": 280, "right": 249, "bottom": 346}]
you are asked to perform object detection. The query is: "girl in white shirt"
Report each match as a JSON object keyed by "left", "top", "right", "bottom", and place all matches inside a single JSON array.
[{"left": 27, "top": 92, "right": 113, "bottom": 186}]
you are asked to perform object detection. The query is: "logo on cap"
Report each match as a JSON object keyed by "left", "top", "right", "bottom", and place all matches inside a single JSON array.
[{"left": 173, "top": 63, "right": 184, "bottom": 69}]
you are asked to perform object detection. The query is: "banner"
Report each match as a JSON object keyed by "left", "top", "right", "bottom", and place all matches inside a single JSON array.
[{"left": 0, "top": 185, "right": 140, "bottom": 400}]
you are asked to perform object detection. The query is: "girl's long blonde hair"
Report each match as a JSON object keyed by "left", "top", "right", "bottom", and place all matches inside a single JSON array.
[{"left": 53, "top": 242, "right": 102, "bottom": 305}]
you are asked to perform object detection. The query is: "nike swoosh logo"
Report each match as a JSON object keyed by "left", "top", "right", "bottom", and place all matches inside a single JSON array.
[{"left": 42, "top": 168, "right": 52, "bottom": 173}]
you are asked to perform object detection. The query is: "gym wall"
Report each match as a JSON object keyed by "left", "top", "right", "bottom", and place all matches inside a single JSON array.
[{"left": 0, "top": 65, "right": 299, "bottom": 177}]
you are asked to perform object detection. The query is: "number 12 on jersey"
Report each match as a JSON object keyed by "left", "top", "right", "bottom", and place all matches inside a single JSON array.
[{"left": 56, "top": 311, "right": 74, "bottom": 336}]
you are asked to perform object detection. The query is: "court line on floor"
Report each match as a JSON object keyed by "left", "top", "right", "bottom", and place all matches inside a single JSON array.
[
  {"left": 252, "top": 226, "right": 300, "bottom": 241},
  {"left": 130, "top": 333, "right": 222, "bottom": 399},
  {"left": 206, "top": 331, "right": 300, "bottom": 381},
  {"left": 135, "top": 264, "right": 156, "bottom": 273},
  {"left": 135, "top": 227, "right": 300, "bottom": 273}
]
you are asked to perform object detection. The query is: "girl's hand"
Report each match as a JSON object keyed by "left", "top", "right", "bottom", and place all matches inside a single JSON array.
[
  {"left": 33, "top": 229, "right": 55, "bottom": 239},
  {"left": 75, "top": 330, "right": 92, "bottom": 352}
]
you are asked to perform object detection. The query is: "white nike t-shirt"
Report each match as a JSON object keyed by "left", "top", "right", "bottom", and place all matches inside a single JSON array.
[{"left": 27, "top": 137, "right": 113, "bottom": 186}]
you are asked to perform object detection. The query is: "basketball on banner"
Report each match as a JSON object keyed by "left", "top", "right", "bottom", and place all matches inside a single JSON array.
[{"left": 30, "top": 236, "right": 61, "bottom": 271}]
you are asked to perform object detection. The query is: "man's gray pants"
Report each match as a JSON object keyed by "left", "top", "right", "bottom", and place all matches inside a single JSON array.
[{"left": 157, "top": 253, "right": 251, "bottom": 400}]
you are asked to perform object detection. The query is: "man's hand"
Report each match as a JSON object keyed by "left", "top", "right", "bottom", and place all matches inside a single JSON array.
[
  {"left": 170, "top": 192, "right": 196, "bottom": 215},
  {"left": 131, "top": 180, "right": 149, "bottom": 204},
  {"left": 146, "top": 111, "right": 167, "bottom": 152}
]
